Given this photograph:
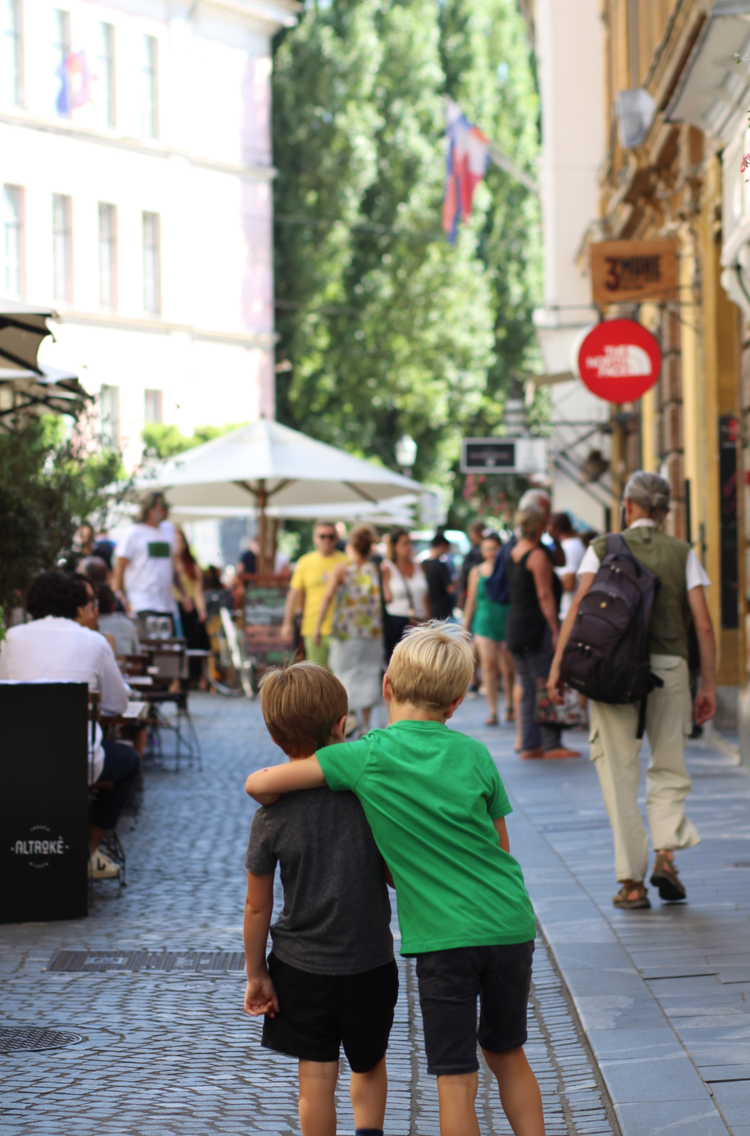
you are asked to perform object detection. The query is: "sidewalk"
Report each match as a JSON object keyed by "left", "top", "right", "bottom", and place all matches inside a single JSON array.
[
  {"left": 0, "top": 693, "right": 616, "bottom": 1136},
  {"left": 453, "top": 697, "right": 750, "bottom": 1136}
]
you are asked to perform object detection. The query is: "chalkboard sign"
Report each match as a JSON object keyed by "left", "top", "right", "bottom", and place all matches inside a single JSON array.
[{"left": 0, "top": 682, "right": 89, "bottom": 923}]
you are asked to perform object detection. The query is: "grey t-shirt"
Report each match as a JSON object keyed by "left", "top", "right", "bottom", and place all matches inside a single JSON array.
[{"left": 244, "top": 786, "right": 393, "bottom": 975}]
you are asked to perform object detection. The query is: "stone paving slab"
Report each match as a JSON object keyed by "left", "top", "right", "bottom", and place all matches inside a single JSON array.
[
  {"left": 0, "top": 694, "right": 618, "bottom": 1136},
  {"left": 454, "top": 696, "right": 750, "bottom": 1135}
]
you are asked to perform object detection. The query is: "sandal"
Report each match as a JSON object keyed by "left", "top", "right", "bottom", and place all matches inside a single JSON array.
[
  {"left": 612, "top": 882, "right": 651, "bottom": 910},
  {"left": 650, "top": 853, "right": 687, "bottom": 902},
  {"left": 504, "top": 709, "right": 515, "bottom": 723},
  {"left": 520, "top": 748, "right": 544, "bottom": 761},
  {"left": 485, "top": 715, "right": 499, "bottom": 726}
]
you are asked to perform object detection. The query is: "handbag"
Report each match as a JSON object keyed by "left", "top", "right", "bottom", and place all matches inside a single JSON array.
[{"left": 535, "top": 678, "right": 588, "bottom": 728}]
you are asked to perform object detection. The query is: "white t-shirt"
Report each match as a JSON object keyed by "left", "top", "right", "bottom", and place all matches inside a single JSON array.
[
  {"left": 577, "top": 520, "right": 711, "bottom": 590},
  {"left": 0, "top": 617, "right": 130, "bottom": 781},
  {"left": 556, "top": 535, "right": 586, "bottom": 619},
  {"left": 116, "top": 521, "right": 176, "bottom": 614}
]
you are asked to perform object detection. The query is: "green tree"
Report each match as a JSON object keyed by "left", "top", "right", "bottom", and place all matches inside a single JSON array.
[
  {"left": 0, "top": 413, "right": 125, "bottom": 613},
  {"left": 272, "top": 0, "right": 542, "bottom": 513},
  {"left": 141, "top": 421, "right": 246, "bottom": 460}
]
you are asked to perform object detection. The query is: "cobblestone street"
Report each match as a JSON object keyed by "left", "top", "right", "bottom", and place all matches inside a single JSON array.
[{"left": 1, "top": 694, "right": 618, "bottom": 1136}]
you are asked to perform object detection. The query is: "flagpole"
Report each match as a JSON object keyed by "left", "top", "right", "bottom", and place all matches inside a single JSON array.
[{"left": 486, "top": 142, "right": 539, "bottom": 196}]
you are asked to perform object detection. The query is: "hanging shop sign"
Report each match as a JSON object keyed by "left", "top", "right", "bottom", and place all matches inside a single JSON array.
[
  {"left": 460, "top": 437, "right": 548, "bottom": 474},
  {"left": 590, "top": 239, "right": 678, "bottom": 305},
  {"left": 576, "top": 319, "right": 661, "bottom": 404}
]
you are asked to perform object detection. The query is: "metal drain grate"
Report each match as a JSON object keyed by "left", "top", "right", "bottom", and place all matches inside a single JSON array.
[
  {"left": 48, "top": 949, "right": 246, "bottom": 974},
  {"left": 0, "top": 1027, "right": 82, "bottom": 1053}
]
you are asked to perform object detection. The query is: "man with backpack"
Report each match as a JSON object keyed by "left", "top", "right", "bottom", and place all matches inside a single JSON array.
[{"left": 547, "top": 472, "right": 716, "bottom": 910}]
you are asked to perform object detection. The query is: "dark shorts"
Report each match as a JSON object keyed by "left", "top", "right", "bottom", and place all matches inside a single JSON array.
[
  {"left": 416, "top": 941, "right": 534, "bottom": 1075},
  {"left": 261, "top": 953, "right": 399, "bottom": 1073}
]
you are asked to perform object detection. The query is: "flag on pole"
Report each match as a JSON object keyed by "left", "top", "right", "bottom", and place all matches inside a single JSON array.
[{"left": 442, "top": 98, "right": 489, "bottom": 243}]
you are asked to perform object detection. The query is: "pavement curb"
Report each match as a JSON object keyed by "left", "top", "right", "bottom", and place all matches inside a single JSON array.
[{"left": 507, "top": 794, "right": 733, "bottom": 1136}]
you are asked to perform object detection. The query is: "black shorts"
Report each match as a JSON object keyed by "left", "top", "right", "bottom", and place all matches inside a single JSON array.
[
  {"left": 416, "top": 941, "right": 534, "bottom": 1075},
  {"left": 261, "top": 953, "right": 399, "bottom": 1073}
]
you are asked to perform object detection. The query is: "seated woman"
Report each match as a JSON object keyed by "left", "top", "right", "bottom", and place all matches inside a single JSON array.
[
  {"left": 0, "top": 571, "right": 140, "bottom": 880},
  {"left": 96, "top": 583, "right": 140, "bottom": 656}
]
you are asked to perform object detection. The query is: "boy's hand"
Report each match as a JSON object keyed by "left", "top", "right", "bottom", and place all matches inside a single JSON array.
[{"left": 244, "top": 973, "right": 279, "bottom": 1017}]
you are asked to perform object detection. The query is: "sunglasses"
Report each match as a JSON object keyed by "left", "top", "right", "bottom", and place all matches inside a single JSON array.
[{"left": 317, "top": 532, "right": 337, "bottom": 540}]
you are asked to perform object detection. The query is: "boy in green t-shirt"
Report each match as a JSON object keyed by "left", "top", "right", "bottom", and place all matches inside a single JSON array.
[{"left": 246, "top": 623, "right": 543, "bottom": 1136}]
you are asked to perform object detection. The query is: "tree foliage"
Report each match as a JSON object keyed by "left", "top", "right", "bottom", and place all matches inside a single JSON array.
[
  {"left": 141, "top": 421, "right": 246, "bottom": 460},
  {"left": 272, "top": 0, "right": 541, "bottom": 516},
  {"left": 0, "top": 414, "right": 124, "bottom": 613}
]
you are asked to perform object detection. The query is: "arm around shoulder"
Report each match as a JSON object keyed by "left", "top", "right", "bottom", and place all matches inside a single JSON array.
[{"left": 245, "top": 755, "right": 326, "bottom": 803}]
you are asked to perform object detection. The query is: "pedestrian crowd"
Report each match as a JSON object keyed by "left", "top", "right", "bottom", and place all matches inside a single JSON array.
[{"left": 0, "top": 469, "right": 719, "bottom": 1136}]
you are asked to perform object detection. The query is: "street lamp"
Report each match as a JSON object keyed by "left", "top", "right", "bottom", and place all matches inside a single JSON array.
[{"left": 395, "top": 434, "right": 418, "bottom": 477}]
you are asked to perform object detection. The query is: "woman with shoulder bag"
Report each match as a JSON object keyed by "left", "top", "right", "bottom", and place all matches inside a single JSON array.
[
  {"left": 506, "top": 508, "right": 580, "bottom": 762},
  {"left": 380, "top": 529, "right": 430, "bottom": 662},
  {"left": 313, "top": 524, "right": 383, "bottom": 736}
]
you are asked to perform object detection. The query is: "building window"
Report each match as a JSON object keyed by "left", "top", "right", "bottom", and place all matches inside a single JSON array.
[
  {"left": 100, "top": 384, "right": 120, "bottom": 447},
  {"left": 52, "top": 8, "right": 71, "bottom": 117},
  {"left": 98, "top": 202, "right": 117, "bottom": 308},
  {"left": 142, "top": 211, "right": 160, "bottom": 314},
  {"left": 139, "top": 34, "right": 158, "bottom": 138},
  {"left": 52, "top": 193, "right": 72, "bottom": 301},
  {"left": 144, "top": 389, "right": 163, "bottom": 423},
  {"left": 97, "top": 21, "right": 115, "bottom": 127},
  {"left": 1, "top": 0, "right": 23, "bottom": 107},
  {"left": 2, "top": 184, "right": 23, "bottom": 296}
]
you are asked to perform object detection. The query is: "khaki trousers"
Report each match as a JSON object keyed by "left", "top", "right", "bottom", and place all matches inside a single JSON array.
[{"left": 589, "top": 655, "right": 700, "bottom": 883}]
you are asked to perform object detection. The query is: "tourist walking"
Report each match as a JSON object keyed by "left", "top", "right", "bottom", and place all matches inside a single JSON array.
[
  {"left": 458, "top": 519, "right": 486, "bottom": 608},
  {"left": 463, "top": 531, "right": 515, "bottom": 726},
  {"left": 112, "top": 491, "right": 178, "bottom": 630},
  {"left": 549, "top": 512, "right": 586, "bottom": 620},
  {"left": 548, "top": 472, "right": 716, "bottom": 909},
  {"left": 506, "top": 507, "right": 579, "bottom": 761},
  {"left": 313, "top": 524, "right": 383, "bottom": 735},
  {"left": 281, "top": 520, "right": 348, "bottom": 667},
  {"left": 380, "top": 529, "right": 430, "bottom": 661},
  {"left": 174, "top": 526, "right": 210, "bottom": 687},
  {"left": 422, "top": 532, "right": 456, "bottom": 621}
]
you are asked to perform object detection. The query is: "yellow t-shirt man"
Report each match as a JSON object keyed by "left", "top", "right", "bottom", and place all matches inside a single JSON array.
[{"left": 291, "top": 549, "right": 348, "bottom": 637}]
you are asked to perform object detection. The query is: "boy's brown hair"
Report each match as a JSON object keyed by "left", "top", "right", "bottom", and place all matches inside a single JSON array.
[
  {"left": 388, "top": 621, "right": 474, "bottom": 710},
  {"left": 259, "top": 663, "right": 348, "bottom": 757}
]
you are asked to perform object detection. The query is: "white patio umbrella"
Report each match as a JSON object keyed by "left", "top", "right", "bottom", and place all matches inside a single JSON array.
[{"left": 134, "top": 419, "right": 428, "bottom": 572}]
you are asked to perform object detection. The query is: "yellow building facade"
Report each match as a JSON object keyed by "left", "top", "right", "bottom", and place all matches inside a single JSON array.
[{"left": 593, "top": 0, "right": 750, "bottom": 736}]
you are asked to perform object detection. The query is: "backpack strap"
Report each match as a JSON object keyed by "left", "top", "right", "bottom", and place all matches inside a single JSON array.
[{"left": 606, "top": 532, "right": 644, "bottom": 576}]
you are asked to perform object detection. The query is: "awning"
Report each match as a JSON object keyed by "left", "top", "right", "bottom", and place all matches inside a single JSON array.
[
  {"left": 665, "top": 2, "right": 750, "bottom": 144},
  {"left": 0, "top": 297, "right": 59, "bottom": 375},
  {"left": 0, "top": 364, "right": 90, "bottom": 425}
]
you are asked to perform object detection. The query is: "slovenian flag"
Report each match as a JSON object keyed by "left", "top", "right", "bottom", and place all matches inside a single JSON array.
[{"left": 442, "top": 99, "right": 489, "bottom": 243}]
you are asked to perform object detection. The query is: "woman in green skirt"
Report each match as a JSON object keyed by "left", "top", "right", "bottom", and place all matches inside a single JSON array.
[{"left": 462, "top": 531, "right": 515, "bottom": 726}]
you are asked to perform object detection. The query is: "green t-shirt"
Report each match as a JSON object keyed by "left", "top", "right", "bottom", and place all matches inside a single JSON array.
[{"left": 317, "top": 721, "right": 536, "bottom": 955}]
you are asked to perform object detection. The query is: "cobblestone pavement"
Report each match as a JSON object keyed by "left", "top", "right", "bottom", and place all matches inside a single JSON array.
[
  {"left": 464, "top": 698, "right": 750, "bottom": 1136},
  {"left": 0, "top": 694, "right": 618, "bottom": 1136}
]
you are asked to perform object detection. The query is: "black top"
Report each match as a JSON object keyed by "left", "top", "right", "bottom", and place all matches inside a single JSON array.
[
  {"left": 505, "top": 549, "right": 547, "bottom": 652},
  {"left": 423, "top": 557, "right": 454, "bottom": 620},
  {"left": 239, "top": 549, "right": 257, "bottom": 575},
  {"left": 459, "top": 545, "right": 484, "bottom": 599}
]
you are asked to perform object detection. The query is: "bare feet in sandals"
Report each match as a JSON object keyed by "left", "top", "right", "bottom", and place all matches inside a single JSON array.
[
  {"left": 613, "top": 880, "right": 651, "bottom": 909},
  {"left": 650, "top": 851, "right": 687, "bottom": 901}
]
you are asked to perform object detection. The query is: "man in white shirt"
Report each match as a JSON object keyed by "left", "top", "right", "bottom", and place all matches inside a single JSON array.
[
  {"left": 549, "top": 512, "right": 587, "bottom": 620},
  {"left": 112, "top": 491, "right": 177, "bottom": 625},
  {"left": 0, "top": 571, "right": 139, "bottom": 880}
]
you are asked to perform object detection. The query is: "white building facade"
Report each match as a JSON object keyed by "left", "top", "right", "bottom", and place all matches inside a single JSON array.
[{"left": 1, "top": 0, "right": 298, "bottom": 466}]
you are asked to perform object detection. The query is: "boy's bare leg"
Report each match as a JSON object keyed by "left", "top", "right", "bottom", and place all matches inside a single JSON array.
[
  {"left": 483, "top": 1046, "right": 544, "bottom": 1136},
  {"left": 298, "top": 1060, "right": 338, "bottom": 1136},
  {"left": 436, "top": 1072, "right": 481, "bottom": 1136},
  {"left": 350, "top": 1056, "right": 387, "bottom": 1129}
]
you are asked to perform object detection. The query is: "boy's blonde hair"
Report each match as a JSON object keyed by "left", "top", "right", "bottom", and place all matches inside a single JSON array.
[
  {"left": 388, "top": 620, "right": 474, "bottom": 710},
  {"left": 259, "top": 663, "right": 348, "bottom": 756}
]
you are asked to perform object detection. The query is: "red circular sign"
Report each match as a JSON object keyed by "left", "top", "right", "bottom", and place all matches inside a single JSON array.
[{"left": 577, "top": 319, "right": 661, "bottom": 403}]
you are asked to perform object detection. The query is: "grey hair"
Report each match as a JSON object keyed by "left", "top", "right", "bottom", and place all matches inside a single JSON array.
[
  {"left": 624, "top": 471, "right": 671, "bottom": 525},
  {"left": 515, "top": 506, "right": 545, "bottom": 540},
  {"left": 519, "top": 489, "right": 550, "bottom": 513}
]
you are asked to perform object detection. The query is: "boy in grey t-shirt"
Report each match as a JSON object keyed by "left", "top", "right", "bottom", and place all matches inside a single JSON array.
[{"left": 243, "top": 663, "right": 397, "bottom": 1136}]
